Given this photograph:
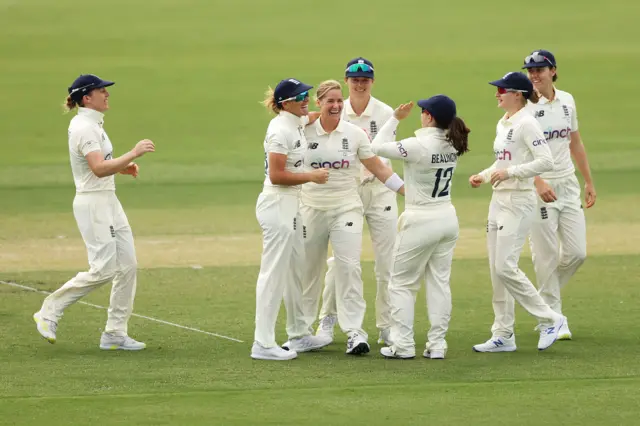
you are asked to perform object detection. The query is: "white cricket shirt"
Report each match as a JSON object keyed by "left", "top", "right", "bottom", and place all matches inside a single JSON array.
[
  {"left": 301, "top": 118, "right": 375, "bottom": 210},
  {"left": 68, "top": 107, "right": 115, "bottom": 193},
  {"left": 262, "top": 111, "right": 309, "bottom": 194},
  {"left": 478, "top": 108, "right": 554, "bottom": 191},
  {"left": 372, "top": 117, "right": 459, "bottom": 208},
  {"left": 343, "top": 96, "right": 395, "bottom": 184},
  {"left": 525, "top": 88, "right": 578, "bottom": 179}
]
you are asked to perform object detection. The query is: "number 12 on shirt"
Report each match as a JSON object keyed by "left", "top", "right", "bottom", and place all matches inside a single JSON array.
[{"left": 432, "top": 167, "right": 453, "bottom": 198}]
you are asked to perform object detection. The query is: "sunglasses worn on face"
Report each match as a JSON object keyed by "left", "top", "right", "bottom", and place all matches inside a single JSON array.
[
  {"left": 346, "top": 63, "right": 374, "bottom": 73},
  {"left": 525, "top": 52, "right": 554, "bottom": 67},
  {"left": 281, "top": 91, "right": 309, "bottom": 103},
  {"left": 497, "top": 87, "right": 527, "bottom": 95}
]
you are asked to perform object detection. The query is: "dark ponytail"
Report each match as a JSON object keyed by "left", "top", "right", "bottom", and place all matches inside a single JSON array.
[{"left": 445, "top": 117, "right": 470, "bottom": 156}]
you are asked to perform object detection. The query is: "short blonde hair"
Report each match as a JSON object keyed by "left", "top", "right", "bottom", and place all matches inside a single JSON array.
[{"left": 315, "top": 80, "right": 342, "bottom": 102}]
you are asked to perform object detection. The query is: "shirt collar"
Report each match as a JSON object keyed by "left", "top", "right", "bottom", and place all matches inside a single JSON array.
[
  {"left": 414, "top": 127, "right": 446, "bottom": 138},
  {"left": 344, "top": 96, "right": 376, "bottom": 118},
  {"left": 77, "top": 107, "right": 105, "bottom": 126},
  {"left": 537, "top": 86, "right": 559, "bottom": 105},
  {"left": 314, "top": 117, "right": 346, "bottom": 135},
  {"left": 279, "top": 110, "right": 306, "bottom": 126},
  {"left": 500, "top": 107, "right": 529, "bottom": 126}
]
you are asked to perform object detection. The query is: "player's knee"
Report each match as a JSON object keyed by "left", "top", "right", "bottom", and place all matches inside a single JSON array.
[
  {"left": 494, "top": 261, "right": 517, "bottom": 281},
  {"left": 563, "top": 248, "right": 586, "bottom": 268}
]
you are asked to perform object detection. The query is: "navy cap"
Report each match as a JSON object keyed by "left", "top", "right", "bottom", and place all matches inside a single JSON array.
[
  {"left": 68, "top": 74, "right": 114, "bottom": 101},
  {"left": 417, "top": 95, "right": 457, "bottom": 127},
  {"left": 345, "top": 57, "right": 374, "bottom": 78},
  {"left": 274, "top": 78, "right": 313, "bottom": 104},
  {"left": 522, "top": 50, "right": 557, "bottom": 69},
  {"left": 489, "top": 72, "right": 534, "bottom": 98}
]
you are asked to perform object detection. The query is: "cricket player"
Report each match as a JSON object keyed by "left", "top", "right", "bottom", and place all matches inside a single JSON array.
[
  {"left": 523, "top": 50, "right": 595, "bottom": 340},
  {"left": 316, "top": 57, "right": 399, "bottom": 346},
  {"left": 33, "top": 74, "right": 155, "bottom": 350},
  {"left": 469, "top": 72, "right": 565, "bottom": 352},
  {"left": 252, "top": 78, "right": 332, "bottom": 361},
  {"left": 295, "top": 80, "right": 404, "bottom": 355},
  {"left": 370, "top": 96, "right": 471, "bottom": 360}
]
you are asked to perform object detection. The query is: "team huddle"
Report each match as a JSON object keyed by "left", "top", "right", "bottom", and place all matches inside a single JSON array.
[
  {"left": 30, "top": 50, "right": 594, "bottom": 358},
  {"left": 252, "top": 50, "right": 596, "bottom": 361}
]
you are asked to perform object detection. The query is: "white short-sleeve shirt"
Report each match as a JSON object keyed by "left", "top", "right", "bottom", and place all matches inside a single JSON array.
[
  {"left": 525, "top": 88, "right": 578, "bottom": 179},
  {"left": 262, "top": 111, "right": 309, "bottom": 194},
  {"left": 68, "top": 107, "right": 115, "bottom": 193},
  {"left": 301, "top": 119, "right": 375, "bottom": 210}
]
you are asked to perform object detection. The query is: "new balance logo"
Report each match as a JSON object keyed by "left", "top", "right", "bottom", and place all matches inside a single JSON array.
[
  {"left": 109, "top": 225, "right": 116, "bottom": 238},
  {"left": 541, "top": 207, "right": 548, "bottom": 219},
  {"left": 345, "top": 222, "right": 353, "bottom": 227},
  {"left": 492, "top": 340, "right": 504, "bottom": 347},
  {"left": 384, "top": 206, "right": 391, "bottom": 211},
  {"left": 308, "top": 142, "right": 318, "bottom": 149},
  {"left": 545, "top": 327, "right": 555, "bottom": 335},
  {"left": 294, "top": 140, "right": 301, "bottom": 149},
  {"left": 534, "top": 110, "right": 545, "bottom": 118},
  {"left": 499, "top": 226, "right": 504, "bottom": 230}
]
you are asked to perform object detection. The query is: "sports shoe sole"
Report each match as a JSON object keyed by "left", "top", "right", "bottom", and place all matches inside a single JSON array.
[
  {"left": 558, "top": 333, "right": 572, "bottom": 341},
  {"left": 424, "top": 351, "right": 445, "bottom": 359},
  {"left": 347, "top": 342, "right": 370, "bottom": 355},
  {"left": 99, "top": 344, "right": 146, "bottom": 351},
  {"left": 251, "top": 353, "right": 297, "bottom": 361},
  {"left": 472, "top": 346, "right": 517, "bottom": 353},
  {"left": 33, "top": 313, "right": 56, "bottom": 344}
]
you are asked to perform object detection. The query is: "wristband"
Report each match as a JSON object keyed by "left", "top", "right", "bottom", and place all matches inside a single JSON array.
[{"left": 384, "top": 173, "right": 404, "bottom": 192}]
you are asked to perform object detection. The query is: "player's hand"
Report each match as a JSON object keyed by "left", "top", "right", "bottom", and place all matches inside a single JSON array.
[
  {"left": 469, "top": 174, "right": 483, "bottom": 188},
  {"left": 309, "top": 168, "right": 329, "bottom": 184},
  {"left": 535, "top": 179, "right": 557, "bottom": 203},
  {"left": 120, "top": 162, "right": 139, "bottom": 178},
  {"left": 307, "top": 111, "right": 321, "bottom": 125},
  {"left": 393, "top": 102, "right": 414, "bottom": 120},
  {"left": 585, "top": 182, "right": 596, "bottom": 208},
  {"left": 133, "top": 139, "right": 155, "bottom": 158},
  {"left": 490, "top": 169, "right": 510, "bottom": 187}
]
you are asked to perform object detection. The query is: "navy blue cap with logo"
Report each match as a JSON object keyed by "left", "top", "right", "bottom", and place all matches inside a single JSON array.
[
  {"left": 522, "top": 50, "right": 557, "bottom": 69},
  {"left": 417, "top": 95, "right": 457, "bottom": 127},
  {"left": 274, "top": 78, "right": 313, "bottom": 104},
  {"left": 489, "top": 72, "right": 534, "bottom": 99},
  {"left": 345, "top": 57, "right": 374, "bottom": 78},
  {"left": 68, "top": 74, "right": 115, "bottom": 102}
]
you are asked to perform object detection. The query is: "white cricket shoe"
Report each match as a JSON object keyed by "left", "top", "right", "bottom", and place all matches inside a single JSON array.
[
  {"left": 99, "top": 333, "right": 146, "bottom": 351},
  {"left": 473, "top": 334, "right": 517, "bottom": 353},
  {"left": 380, "top": 346, "right": 414, "bottom": 359},
  {"left": 251, "top": 342, "right": 297, "bottom": 361},
  {"left": 33, "top": 312, "right": 57, "bottom": 344},
  {"left": 537, "top": 316, "right": 565, "bottom": 351},
  {"left": 281, "top": 334, "right": 332, "bottom": 353},
  {"left": 423, "top": 349, "right": 446, "bottom": 360},
  {"left": 558, "top": 319, "right": 572, "bottom": 341},
  {"left": 315, "top": 315, "right": 337, "bottom": 340},
  {"left": 346, "top": 332, "right": 370, "bottom": 355},
  {"left": 377, "top": 328, "right": 393, "bottom": 346}
]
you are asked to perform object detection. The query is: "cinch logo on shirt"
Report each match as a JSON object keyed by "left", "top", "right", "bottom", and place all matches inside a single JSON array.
[
  {"left": 310, "top": 160, "right": 350, "bottom": 169},
  {"left": 494, "top": 149, "right": 512, "bottom": 161},
  {"left": 544, "top": 127, "right": 572, "bottom": 140},
  {"left": 532, "top": 139, "right": 547, "bottom": 146}
]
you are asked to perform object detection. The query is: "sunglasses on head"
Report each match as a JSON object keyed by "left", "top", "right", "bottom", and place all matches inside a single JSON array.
[
  {"left": 497, "top": 87, "right": 527, "bottom": 95},
  {"left": 524, "top": 52, "right": 554, "bottom": 67},
  {"left": 346, "top": 63, "right": 374, "bottom": 73},
  {"left": 281, "top": 91, "right": 309, "bottom": 103}
]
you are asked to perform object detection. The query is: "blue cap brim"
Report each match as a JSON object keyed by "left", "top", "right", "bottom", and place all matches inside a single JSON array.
[
  {"left": 522, "top": 62, "right": 552, "bottom": 69},
  {"left": 489, "top": 79, "right": 510, "bottom": 88},
  {"left": 416, "top": 99, "right": 429, "bottom": 110},
  {"left": 96, "top": 80, "right": 115, "bottom": 88},
  {"left": 346, "top": 72, "right": 374, "bottom": 78},
  {"left": 292, "top": 83, "right": 313, "bottom": 96}
]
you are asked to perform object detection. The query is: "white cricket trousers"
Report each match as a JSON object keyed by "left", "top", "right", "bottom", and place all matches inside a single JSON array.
[
  {"left": 320, "top": 182, "right": 397, "bottom": 330},
  {"left": 530, "top": 175, "right": 586, "bottom": 315},
  {"left": 488, "top": 191, "right": 561, "bottom": 337},
  {"left": 254, "top": 190, "right": 308, "bottom": 348},
  {"left": 388, "top": 205, "right": 458, "bottom": 356},
  {"left": 301, "top": 203, "right": 367, "bottom": 338},
  {"left": 40, "top": 191, "right": 137, "bottom": 336}
]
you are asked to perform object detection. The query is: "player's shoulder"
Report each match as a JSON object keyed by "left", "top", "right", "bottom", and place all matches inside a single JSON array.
[
  {"left": 517, "top": 112, "right": 542, "bottom": 130},
  {"left": 371, "top": 97, "right": 394, "bottom": 118},
  {"left": 69, "top": 115, "right": 98, "bottom": 135},
  {"left": 555, "top": 88, "right": 576, "bottom": 105}
]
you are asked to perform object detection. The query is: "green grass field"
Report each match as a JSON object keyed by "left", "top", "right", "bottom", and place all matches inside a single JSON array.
[{"left": 2, "top": 0, "right": 640, "bottom": 424}]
